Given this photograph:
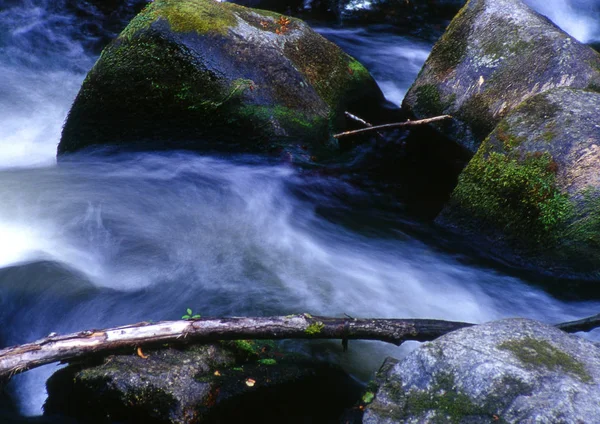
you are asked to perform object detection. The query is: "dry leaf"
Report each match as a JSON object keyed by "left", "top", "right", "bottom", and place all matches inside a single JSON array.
[{"left": 136, "top": 347, "right": 149, "bottom": 359}]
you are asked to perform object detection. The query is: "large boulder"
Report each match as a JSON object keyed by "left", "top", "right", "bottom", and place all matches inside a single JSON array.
[
  {"left": 402, "top": 0, "right": 600, "bottom": 153},
  {"left": 364, "top": 318, "right": 600, "bottom": 423},
  {"left": 44, "top": 341, "right": 362, "bottom": 423},
  {"left": 58, "top": 0, "right": 384, "bottom": 160},
  {"left": 437, "top": 88, "right": 600, "bottom": 278}
]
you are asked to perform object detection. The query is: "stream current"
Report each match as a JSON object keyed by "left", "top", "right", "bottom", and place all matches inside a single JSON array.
[{"left": 1, "top": 0, "right": 600, "bottom": 418}]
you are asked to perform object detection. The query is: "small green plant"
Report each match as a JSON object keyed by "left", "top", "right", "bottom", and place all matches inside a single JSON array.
[
  {"left": 362, "top": 391, "right": 375, "bottom": 404},
  {"left": 182, "top": 308, "right": 201, "bottom": 320},
  {"left": 305, "top": 321, "right": 325, "bottom": 335}
]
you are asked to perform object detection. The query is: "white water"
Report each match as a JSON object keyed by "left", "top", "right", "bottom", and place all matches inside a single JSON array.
[
  {"left": 1, "top": 0, "right": 600, "bottom": 419},
  {"left": 524, "top": 0, "right": 600, "bottom": 43}
]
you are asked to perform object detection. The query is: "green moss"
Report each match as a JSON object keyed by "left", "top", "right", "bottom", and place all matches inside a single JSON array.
[
  {"left": 402, "top": 373, "right": 502, "bottom": 424},
  {"left": 257, "top": 359, "right": 277, "bottom": 366},
  {"left": 305, "top": 322, "right": 325, "bottom": 335},
  {"left": 121, "top": 0, "right": 237, "bottom": 39},
  {"left": 499, "top": 338, "right": 592, "bottom": 383},
  {"left": 230, "top": 340, "right": 260, "bottom": 360},
  {"left": 565, "top": 188, "right": 600, "bottom": 252},
  {"left": 283, "top": 30, "right": 372, "bottom": 118},
  {"left": 415, "top": 84, "right": 444, "bottom": 115},
  {"left": 348, "top": 58, "right": 371, "bottom": 81},
  {"left": 452, "top": 148, "right": 571, "bottom": 241},
  {"left": 428, "top": 1, "right": 483, "bottom": 78},
  {"left": 512, "top": 92, "right": 560, "bottom": 123},
  {"left": 237, "top": 104, "right": 325, "bottom": 138},
  {"left": 226, "top": 340, "right": 277, "bottom": 361},
  {"left": 480, "top": 20, "right": 535, "bottom": 60},
  {"left": 362, "top": 391, "right": 375, "bottom": 404},
  {"left": 542, "top": 131, "right": 555, "bottom": 142},
  {"left": 494, "top": 120, "right": 525, "bottom": 150},
  {"left": 458, "top": 94, "right": 496, "bottom": 142}
]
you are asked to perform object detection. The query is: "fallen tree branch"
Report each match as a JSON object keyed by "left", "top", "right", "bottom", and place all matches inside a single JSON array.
[
  {"left": 333, "top": 114, "right": 453, "bottom": 138},
  {"left": 555, "top": 312, "right": 600, "bottom": 333},
  {"left": 0, "top": 312, "right": 597, "bottom": 382}
]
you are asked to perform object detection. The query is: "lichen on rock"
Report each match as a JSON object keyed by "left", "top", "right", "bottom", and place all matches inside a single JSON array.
[
  {"left": 402, "top": 0, "right": 600, "bottom": 154},
  {"left": 363, "top": 319, "right": 600, "bottom": 424}
]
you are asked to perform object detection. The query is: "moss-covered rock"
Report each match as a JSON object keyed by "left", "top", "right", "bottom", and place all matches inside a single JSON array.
[
  {"left": 44, "top": 342, "right": 362, "bottom": 423},
  {"left": 58, "top": 0, "right": 384, "bottom": 161},
  {"left": 402, "top": 0, "right": 600, "bottom": 154},
  {"left": 437, "top": 88, "right": 600, "bottom": 278},
  {"left": 364, "top": 318, "right": 600, "bottom": 423}
]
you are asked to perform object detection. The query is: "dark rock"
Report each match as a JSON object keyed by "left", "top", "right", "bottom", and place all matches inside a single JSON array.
[
  {"left": 364, "top": 318, "right": 600, "bottom": 423},
  {"left": 63, "top": 0, "right": 149, "bottom": 54},
  {"left": 58, "top": 0, "right": 385, "bottom": 162},
  {"left": 437, "top": 88, "right": 600, "bottom": 278},
  {"left": 402, "top": 0, "right": 600, "bottom": 154},
  {"left": 339, "top": 0, "right": 465, "bottom": 40},
  {"left": 44, "top": 341, "right": 362, "bottom": 423}
]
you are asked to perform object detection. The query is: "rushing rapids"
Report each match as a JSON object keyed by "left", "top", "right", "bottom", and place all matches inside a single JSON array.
[{"left": 1, "top": 0, "right": 599, "bottom": 420}]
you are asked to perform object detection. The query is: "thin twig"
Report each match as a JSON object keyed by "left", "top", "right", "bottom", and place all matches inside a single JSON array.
[
  {"left": 345, "top": 111, "right": 374, "bottom": 128},
  {"left": 333, "top": 115, "right": 453, "bottom": 138},
  {"left": 344, "top": 111, "right": 384, "bottom": 139}
]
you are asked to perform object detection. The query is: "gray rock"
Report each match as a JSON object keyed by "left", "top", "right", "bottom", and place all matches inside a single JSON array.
[
  {"left": 437, "top": 88, "right": 600, "bottom": 278},
  {"left": 402, "top": 0, "right": 600, "bottom": 153},
  {"left": 364, "top": 318, "right": 600, "bottom": 424},
  {"left": 58, "top": 0, "right": 384, "bottom": 162}
]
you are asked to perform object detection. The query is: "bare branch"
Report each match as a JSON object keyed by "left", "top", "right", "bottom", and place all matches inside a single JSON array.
[
  {"left": 0, "top": 311, "right": 598, "bottom": 383},
  {"left": 345, "top": 111, "right": 374, "bottom": 128},
  {"left": 333, "top": 115, "right": 453, "bottom": 138},
  {"left": 555, "top": 313, "right": 600, "bottom": 333}
]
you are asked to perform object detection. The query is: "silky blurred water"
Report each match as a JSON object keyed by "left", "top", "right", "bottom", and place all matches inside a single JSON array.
[{"left": 1, "top": 0, "right": 600, "bottom": 418}]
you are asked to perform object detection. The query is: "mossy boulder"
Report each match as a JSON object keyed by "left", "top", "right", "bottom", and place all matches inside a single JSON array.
[
  {"left": 437, "top": 88, "right": 600, "bottom": 278},
  {"left": 58, "top": 0, "right": 384, "bottom": 161},
  {"left": 44, "top": 342, "right": 361, "bottom": 423},
  {"left": 402, "top": 0, "right": 600, "bottom": 153},
  {"left": 363, "top": 318, "right": 600, "bottom": 423}
]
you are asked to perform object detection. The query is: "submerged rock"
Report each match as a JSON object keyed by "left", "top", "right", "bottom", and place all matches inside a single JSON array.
[
  {"left": 58, "top": 0, "right": 384, "bottom": 161},
  {"left": 437, "top": 88, "right": 600, "bottom": 278},
  {"left": 402, "top": 0, "right": 600, "bottom": 153},
  {"left": 44, "top": 341, "right": 362, "bottom": 423},
  {"left": 364, "top": 318, "right": 600, "bottom": 423}
]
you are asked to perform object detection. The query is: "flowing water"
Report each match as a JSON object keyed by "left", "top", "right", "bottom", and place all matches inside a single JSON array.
[{"left": 1, "top": 0, "right": 600, "bottom": 419}]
